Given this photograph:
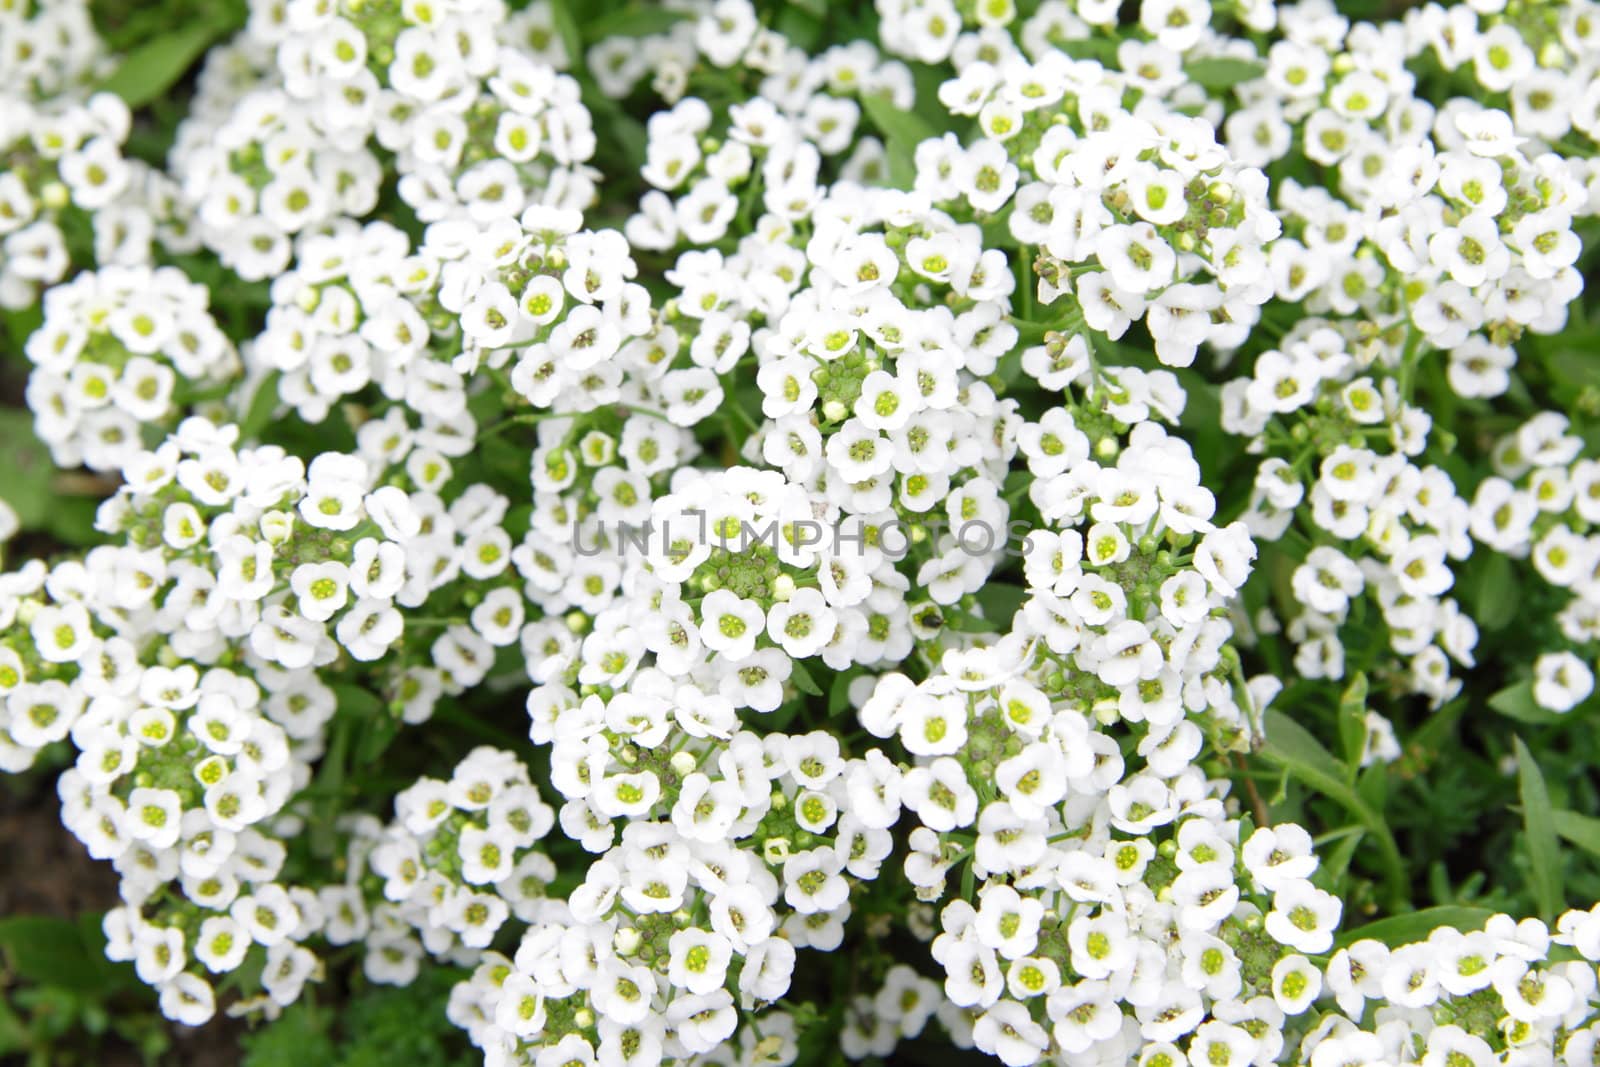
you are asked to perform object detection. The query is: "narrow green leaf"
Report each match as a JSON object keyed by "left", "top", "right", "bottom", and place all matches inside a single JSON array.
[
  {"left": 581, "top": 6, "right": 691, "bottom": 40},
  {"left": 1314, "top": 827, "right": 1364, "bottom": 895},
  {"left": 0, "top": 410, "right": 56, "bottom": 531},
  {"left": 1, "top": 303, "right": 42, "bottom": 355},
  {"left": 310, "top": 713, "right": 356, "bottom": 858},
  {"left": 1337, "top": 672, "right": 1368, "bottom": 781},
  {"left": 355, "top": 714, "right": 402, "bottom": 767},
  {"left": 1258, "top": 709, "right": 1408, "bottom": 909},
  {"left": 1012, "top": 318, "right": 1055, "bottom": 348},
  {"left": 827, "top": 669, "right": 856, "bottom": 717},
  {"left": 1515, "top": 735, "right": 1563, "bottom": 919},
  {"left": 99, "top": 20, "right": 233, "bottom": 109},
  {"left": 1334, "top": 906, "right": 1495, "bottom": 949},
  {"left": 861, "top": 93, "right": 938, "bottom": 190},
  {"left": 1551, "top": 808, "right": 1600, "bottom": 857},
  {"left": 791, "top": 659, "right": 823, "bottom": 697},
  {"left": 548, "top": 0, "right": 585, "bottom": 69},
  {"left": 333, "top": 684, "right": 384, "bottom": 720},
  {"left": 1055, "top": 37, "right": 1120, "bottom": 64},
  {"left": 238, "top": 371, "right": 282, "bottom": 443},
  {"left": 1465, "top": 553, "right": 1518, "bottom": 632},
  {"left": 1182, "top": 57, "right": 1266, "bottom": 93},
  {"left": 1489, "top": 681, "right": 1569, "bottom": 725},
  {"left": 0, "top": 996, "right": 26, "bottom": 1055},
  {"left": 944, "top": 608, "right": 997, "bottom": 633},
  {"left": 1408, "top": 695, "right": 1467, "bottom": 757},
  {"left": 1548, "top": 347, "right": 1600, "bottom": 390}
]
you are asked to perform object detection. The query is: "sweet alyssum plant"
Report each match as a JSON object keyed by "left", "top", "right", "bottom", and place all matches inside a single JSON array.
[{"left": 3, "top": 0, "right": 1600, "bottom": 1064}]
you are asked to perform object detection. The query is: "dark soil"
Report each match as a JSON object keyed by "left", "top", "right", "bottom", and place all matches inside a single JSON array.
[{"left": 1, "top": 771, "right": 245, "bottom": 1067}]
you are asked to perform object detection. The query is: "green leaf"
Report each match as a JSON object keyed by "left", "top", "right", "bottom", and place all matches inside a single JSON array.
[
  {"left": 1515, "top": 735, "right": 1564, "bottom": 919},
  {"left": 1, "top": 303, "right": 42, "bottom": 356},
  {"left": 1551, "top": 808, "right": 1600, "bottom": 857},
  {"left": 339, "top": 681, "right": 400, "bottom": 766},
  {"left": 355, "top": 715, "right": 401, "bottom": 767},
  {"left": 980, "top": 208, "right": 1019, "bottom": 250},
  {"left": 827, "top": 669, "right": 856, "bottom": 718},
  {"left": 0, "top": 996, "right": 26, "bottom": 1056},
  {"left": 548, "top": 0, "right": 585, "bottom": 69},
  {"left": 309, "top": 709, "right": 359, "bottom": 858},
  {"left": 1464, "top": 552, "right": 1518, "bottom": 632},
  {"left": 581, "top": 6, "right": 691, "bottom": 40},
  {"left": 1334, "top": 906, "right": 1496, "bottom": 949},
  {"left": 791, "top": 660, "right": 824, "bottom": 698},
  {"left": 99, "top": 19, "right": 233, "bottom": 109},
  {"left": 0, "top": 410, "right": 57, "bottom": 532},
  {"left": 1183, "top": 57, "right": 1266, "bottom": 93},
  {"left": 1315, "top": 827, "right": 1365, "bottom": 893},
  {"left": 0, "top": 917, "right": 112, "bottom": 994},
  {"left": 944, "top": 608, "right": 997, "bottom": 633},
  {"left": 1012, "top": 318, "right": 1054, "bottom": 348},
  {"left": 774, "top": 5, "right": 824, "bottom": 51},
  {"left": 240, "top": 1000, "right": 337, "bottom": 1067},
  {"left": 1489, "top": 681, "right": 1569, "bottom": 725},
  {"left": 1258, "top": 709, "right": 1408, "bottom": 909},
  {"left": 861, "top": 93, "right": 938, "bottom": 190},
  {"left": 238, "top": 371, "right": 282, "bottom": 443},
  {"left": 1055, "top": 37, "right": 1120, "bottom": 64},
  {"left": 1337, "top": 672, "right": 1368, "bottom": 781},
  {"left": 1547, "top": 347, "right": 1600, "bottom": 391},
  {"left": 976, "top": 583, "right": 1029, "bottom": 628},
  {"left": 334, "top": 684, "right": 384, "bottom": 720}
]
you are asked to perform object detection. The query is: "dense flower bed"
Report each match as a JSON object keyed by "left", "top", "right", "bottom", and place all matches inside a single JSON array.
[{"left": 3, "top": 0, "right": 1600, "bottom": 1065}]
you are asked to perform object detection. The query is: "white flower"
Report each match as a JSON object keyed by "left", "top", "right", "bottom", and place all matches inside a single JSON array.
[
  {"left": 699, "top": 590, "right": 764, "bottom": 660},
  {"left": 126, "top": 787, "right": 183, "bottom": 850},
  {"left": 974, "top": 1000, "right": 1050, "bottom": 1066},
  {"left": 766, "top": 588, "right": 837, "bottom": 659},
  {"left": 1265, "top": 880, "right": 1342, "bottom": 954},
  {"left": 290, "top": 561, "right": 350, "bottom": 622},
  {"left": 1533, "top": 651, "right": 1594, "bottom": 713},
  {"left": 1271, "top": 954, "right": 1322, "bottom": 1014},
  {"left": 666, "top": 927, "right": 733, "bottom": 995},
  {"left": 1242, "top": 824, "right": 1318, "bottom": 891}
]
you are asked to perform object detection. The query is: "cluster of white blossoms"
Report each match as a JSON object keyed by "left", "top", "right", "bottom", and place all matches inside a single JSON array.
[
  {"left": 0, "top": 0, "right": 106, "bottom": 98},
  {"left": 26, "top": 265, "right": 240, "bottom": 472},
  {"left": 1, "top": 90, "right": 132, "bottom": 309},
  {"left": 445, "top": 723, "right": 895, "bottom": 1065},
  {"left": 1471, "top": 413, "right": 1600, "bottom": 713},
  {"left": 0, "top": 464, "right": 327, "bottom": 1024},
  {"left": 1223, "top": 318, "right": 1481, "bottom": 713},
  {"left": 0, "top": 415, "right": 425, "bottom": 771},
  {"left": 354, "top": 747, "right": 558, "bottom": 978},
  {"left": 171, "top": 0, "right": 595, "bottom": 281},
  {"left": 937, "top": 50, "right": 1283, "bottom": 371},
  {"left": 4, "top": 0, "right": 1600, "bottom": 1061}
]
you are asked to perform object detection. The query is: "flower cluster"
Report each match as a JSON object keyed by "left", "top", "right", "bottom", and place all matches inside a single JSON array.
[
  {"left": 454, "top": 720, "right": 894, "bottom": 1065},
  {"left": 358, "top": 747, "right": 557, "bottom": 975},
  {"left": 173, "top": 0, "right": 595, "bottom": 281},
  {"left": 1470, "top": 413, "right": 1600, "bottom": 713},
  {"left": 0, "top": 0, "right": 107, "bottom": 99},
  {"left": 26, "top": 265, "right": 239, "bottom": 472},
  {"left": 0, "top": 89, "right": 143, "bottom": 309},
  {"left": 4, "top": 0, "right": 1600, "bottom": 1063},
  {"left": 1223, "top": 319, "right": 1481, "bottom": 710},
  {"left": 939, "top": 52, "right": 1282, "bottom": 371}
]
